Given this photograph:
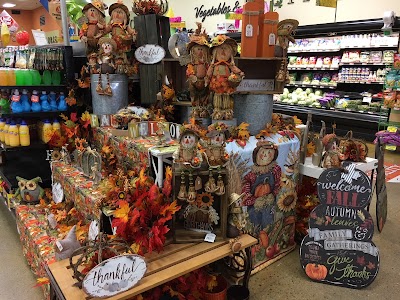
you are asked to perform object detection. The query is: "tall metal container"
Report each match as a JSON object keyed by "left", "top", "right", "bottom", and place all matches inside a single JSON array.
[{"left": 91, "top": 74, "right": 128, "bottom": 115}]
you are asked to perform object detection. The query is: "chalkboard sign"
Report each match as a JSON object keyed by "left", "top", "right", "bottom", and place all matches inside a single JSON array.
[{"left": 300, "top": 165, "right": 380, "bottom": 289}]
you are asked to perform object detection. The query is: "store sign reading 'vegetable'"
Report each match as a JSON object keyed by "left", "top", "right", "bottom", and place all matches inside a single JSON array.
[
  {"left": 135, "top": 44, "right": 165, "bottom": 64},
  {"left": 83, "top": 254, "right": 147, "bottom": 297}
]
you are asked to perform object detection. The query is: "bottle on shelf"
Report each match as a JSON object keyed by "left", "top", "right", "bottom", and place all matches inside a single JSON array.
[
  {"left": 8, "top": 120, "right": 20, "bottom": 147},
  {"left": 52, "top": 70, "right": 61, "bottom": 85},
  {"left": 42, "top": 119, "right": 52, "bottom": 143},
  {"left": 3, "top": 119, "right": 10, "bottom": 145},
  {"left": 40, "top": 91, "right": 51, "bottom": 112},
  {"left": 49, "top": 91, "right": 58, "bottom": 111},
  {"left": 21, "top": 89, "right": 31, "bottom": 112},
  {"left": 15, "top": 69, "right": 24, "bottom": 86},
  {"left": 52, "top": 119, "right": 61, "bottom": 135},
  {"left": 0, "top": 117, "right": 5, "bottom": 142},
  {"left": 31, "top": 70, "right": 41, "bottom": 86},
  {"left": 19, "top": 120, "right": 30, "bottom": 147},
  {"left": 58, "top": 92, "right": 67, "bottom": 111},
  {"left": 0, "top": 89, "right": 10, "bottom": 113},
  {"left": 8, "top": 69, "right": 16, "bottom": 86},
  {"left": 42, "top": 70, "right": 52, "bottom": 86},
  {"left": 31, "top": 90, "right": 41, "bottom": 112},
  {"left": 11, "top": 89, "right": 23, "bottom": 113},
  {"left": 24, "top": 69, "right": 33, "bottom": 86}
]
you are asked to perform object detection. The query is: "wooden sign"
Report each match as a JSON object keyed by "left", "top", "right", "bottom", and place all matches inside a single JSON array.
[
  {"left": 300, "top": 166, "right": 379, "bottom": 289},
  {"left": 82, "top": 254, "right": 147, "bottom": 297},
  {"left": 375, "top": 140, "right": 388, "bottom": 232},
  {"left": 236, "top": 79, "right": 275, "bottom": 92},
  {"left": 135, "top": 44, "right": 166, "bottom": 64}
]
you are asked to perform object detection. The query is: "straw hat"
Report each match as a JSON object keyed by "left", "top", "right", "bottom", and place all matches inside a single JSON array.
[
  {"left": 206, "top": 122, "right": 230, "bottom": 138},
  {"left": 187, "top": 35, "right": 209, "bottom": 52},
  {"left": 109, "top": 2, "right": 130, "bottom": 19},
  {"left": 210, "top": 35, "right": 238, "bottom": 56},
  {"left": 82, "top": 0, "right": 106, "bottom": 17},
  {"left": 98, "top": 37, "right": 117, "bottom": 50}
]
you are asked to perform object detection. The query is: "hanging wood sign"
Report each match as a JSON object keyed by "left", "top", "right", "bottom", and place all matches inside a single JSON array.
[
  {"left": 300, "top": 165, "right": 380, "bottom": 289},
  {"left": 135, "top": 44, "right": 166, "bottom": 64},
  {"left": 82, "top": 254, "right": 147, "bottom": 297}
]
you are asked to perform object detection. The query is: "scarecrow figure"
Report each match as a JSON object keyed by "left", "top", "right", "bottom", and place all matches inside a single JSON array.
[
  {"left": 242, "top": 141, "right": 281, "bottom": 229},
  {"left": 205, "top": 35, "right": 244, "bottom": 120},
  {"left": 321, "top": 133, "right": 341, "bottom": 169},
  {"left": 173, "top": 129, "right": 202, "bottom": 168},
  {"left": 103, "top": 0, "right": 136, "bottom": 64},
  {"left": 201, "top": 122, "right": 229, "bottom": 168},
  {"left": 79, "top": 0, "right": 107, "bottom": 55},
  {"left": 186, "top": 23, "right": 211, "bottom": 119},
  {"left": 96, "top": 37, "right": 117, "bottom": 96}
]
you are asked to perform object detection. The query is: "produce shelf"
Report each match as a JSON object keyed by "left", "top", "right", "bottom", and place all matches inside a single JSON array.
[
  {"left": 286, "top": 82, "right": 337, "bottom": 89},
  {"left": 288, "top": 66, "right": 339, "bottom": 70}
]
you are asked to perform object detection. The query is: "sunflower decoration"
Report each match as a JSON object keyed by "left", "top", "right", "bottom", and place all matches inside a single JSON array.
[
  {"left": 51, "top": 149, "right": 62, "bottom": 161},
  {"left": 196, "top": 192, "right": 214, "bottom": 208},
  {"left": 277, "top": 188, "right": 297, "bottom": 212},
  {"left": 74, "top": 138, "right": 87, "bottom": 152}
]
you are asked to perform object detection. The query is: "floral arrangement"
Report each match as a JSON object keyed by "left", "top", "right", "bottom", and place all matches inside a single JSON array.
[
  {"left": 256, "top": 113, "right": 302, "bottom": 140},
  {"left": 98, "top": 167, "right": 180, "bottom": 255},
  {"left": 47, "top": 111, "right": 91, "bottom": 151}
]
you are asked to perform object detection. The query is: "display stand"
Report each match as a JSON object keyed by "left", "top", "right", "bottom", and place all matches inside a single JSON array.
[{"left": 46, "top": 234, "right": 257, "bottom": 300}]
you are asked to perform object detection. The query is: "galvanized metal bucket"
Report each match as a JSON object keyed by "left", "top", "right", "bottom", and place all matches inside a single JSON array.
[{"left": 91, "top": 74, "right": 129, "bottom": 115}]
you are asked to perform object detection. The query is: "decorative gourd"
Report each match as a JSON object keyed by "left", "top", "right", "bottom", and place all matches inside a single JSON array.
[
  {"left": 259, "top": 230, "right": 269, "bottom": 248},
  {"left": 305, "top": 263, "right": 328, "bottom": 281}
]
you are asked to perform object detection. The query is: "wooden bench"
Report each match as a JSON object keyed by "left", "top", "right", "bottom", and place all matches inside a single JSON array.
[{"left": 46, "top": 234, "right": 258, "bottom": 300}]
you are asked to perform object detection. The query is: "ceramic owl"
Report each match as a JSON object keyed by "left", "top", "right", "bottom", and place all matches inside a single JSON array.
[
  {"left": 14, "top": 176, "right": 44, "bottom": 204},
  {"left": 173, "top": 129, "right": 202, "bottom": 168}
]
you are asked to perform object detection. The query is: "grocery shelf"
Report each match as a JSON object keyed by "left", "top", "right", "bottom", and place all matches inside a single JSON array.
[
  {"left": 286, "top": 82, "right": 337, "bottom": 89},
  {"left": 0, "top": 110, "right": 65, "bottom": 118},
  {"left": 340, "top": 62, "right": 392, "bottom": 66},
  {"left": 0, "top": 140, "right": 47, "bottom": 152},
  {"left": 288, "top": 66, "right": 339, "bottom": 70},
  {"left": 0, "top": 85, "right": 66, "bottom": 89},
  {"left": 288, "top": 49, "right": 340, "bottom": 53},
  {"left": 337, "top": 81, "right": 384, "bottom": 85}
]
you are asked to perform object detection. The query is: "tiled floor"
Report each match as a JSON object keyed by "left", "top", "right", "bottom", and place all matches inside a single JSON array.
[{"left": 0, "top": 149, "right": 398, "bottom": 300}]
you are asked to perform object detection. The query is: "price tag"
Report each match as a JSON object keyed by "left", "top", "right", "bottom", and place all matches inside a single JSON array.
[
  {"left": 56, "top": 240, "right": 63, "bottom": 251},
  {"left": 204, "top": 233, "right": 216, "bottom": 243},
  {"left": 47, "top": 213, "right": 57, "bottom": 229},
  {"left": 88, "top": 220, "right": 99, "bottom": 241},
  {"left": 362, "top": 97, "right": 372, "bottom": 103},
  {"left": 52, "top": 182, "right": 64, "bottom": 204},
  {"left": 387, "top": 126, "right": 398, "bottom": 133},
  {"left": 268, "top": 33, "right": 276, "bottom": 45},
  {"left": 245, "top": 24, "right": 253, "bottom": 37}
]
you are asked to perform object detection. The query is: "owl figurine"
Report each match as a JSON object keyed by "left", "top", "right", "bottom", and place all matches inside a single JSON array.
[
  {"left": 14, "top": 176, "right": 44, "bottom": 204},
  {"left": 173, "top": 129, "right": 202, "bottom": 168}
]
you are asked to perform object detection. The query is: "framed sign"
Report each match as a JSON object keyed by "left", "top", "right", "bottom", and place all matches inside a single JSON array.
[
  {"left": 134, "top": 44, "right": 165, "bottom": 64},
  {"left": 83, "top": 254, "right": 147, "bottom": 297}
]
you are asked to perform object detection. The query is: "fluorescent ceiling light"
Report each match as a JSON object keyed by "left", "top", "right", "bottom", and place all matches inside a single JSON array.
[{"left": 3, "top": 3, "right": 16, "bottom": 8}]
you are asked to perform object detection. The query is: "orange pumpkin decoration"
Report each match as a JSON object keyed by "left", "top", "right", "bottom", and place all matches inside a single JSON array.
[
  {"left": 305, "top": 263, "right": 328, "bottom": 281},
  {"left": 259, "top": 230, "right": 269, "bottom": 248},
  {"left": 254, "top": 183, "right": 271, "bottom": 198}
]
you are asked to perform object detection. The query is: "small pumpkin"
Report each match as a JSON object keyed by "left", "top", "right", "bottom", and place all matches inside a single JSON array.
[
  {"left": 259, "top": 230, "right": 269, "bottom": 248},
  {"left": 305, "top": 263, "right": 328, "bottom": 281},
  {"left": 254, "top": 183, "right": 271, "bottom": 198}
]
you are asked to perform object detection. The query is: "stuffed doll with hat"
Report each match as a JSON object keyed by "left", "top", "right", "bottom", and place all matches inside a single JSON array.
[
  {"left": 205, "top": 35, "right": 244, "bottom": 120},
  {"left": 186, "top": 23, "right": 211, "bottom": 119},
  {"left": 201, "top": 122, "right": 230, "bottom": 167},
  {"left": 96, "top": 37, "right": 117, "bottom": 96},
  {"left": 173, "top": 128, "right": 202, "bottom": 168},
  {"left": 79, "top": 0, "right": 107, "bottom": 55},
  {"left": 321, "top": 133, "right": 341, "bottom": 169},
  {"left": 103, "top": 0, "right": 136, "bottom": 65}
]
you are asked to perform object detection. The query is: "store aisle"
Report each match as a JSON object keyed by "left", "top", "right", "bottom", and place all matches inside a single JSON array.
[{"left": 0, "top": 203, "right": 43, "bottom": 300}]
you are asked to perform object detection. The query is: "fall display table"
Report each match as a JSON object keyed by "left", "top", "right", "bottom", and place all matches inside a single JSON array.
[
  {"left": 52, "top": 161, "right": 102, "bottom": 220},
  {"left": 225, "top": 133, "right": 300, "bottom": 273},
  {"left": 46, "top": 234, "right": 258, "bottom": 300}
]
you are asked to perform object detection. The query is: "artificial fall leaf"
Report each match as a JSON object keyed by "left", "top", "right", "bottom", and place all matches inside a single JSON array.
[
  {"left": 160, "top": 200, "right": 180, "bottom": 218},
  {"left": 34, "top": 277, "right": 50, "bottom": 288},
  {"left": 102, "top": 145, "right": 112, "bottom": 155},
  {"left": 130, "top": 243, "right": 141, "bottom": 254},
  {"left": 70, "top": 112, "right": 78, "bottom": 122},
  {"left": 307, "top": 142, "right": 315, "bottom": 156},
  {"left": 54, "top": 209, "right": 67, "bottom": 222},
  {"left": 293, "top": 115, "right": 303, "bottom": 125},
  {"left": 80, "top": 111, "right": 91, "bottom": 128},
  {"left": 60, "top": 113, "right": 69, "bottom": 121},
  {"left": 113, "top": 200, "right": 130, "bottom": 223},
  {"left": 237, "top": 122, "right": 249, "bottom": 131},
  {"left": 149, "top": 184, "right": 160, "bottom": 202},
  {"left": 39, "top": 198, "right": 47, "bottom": 208},
  {"left": 207, "top": 274, "right": 218, "bottom": 291},
  {"left": 112, "top": 217, "right": 128, "bottom": 238}
]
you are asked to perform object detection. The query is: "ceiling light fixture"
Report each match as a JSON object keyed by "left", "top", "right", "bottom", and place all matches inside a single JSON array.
[{"left": 3, "top": 3, "right": 16, "bottom": 8}]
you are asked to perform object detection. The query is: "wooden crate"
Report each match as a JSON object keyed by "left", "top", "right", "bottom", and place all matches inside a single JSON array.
[
  {"left": 162, "top": 58, "right": 188, "bottom": 93},
  {"left": 134, "top": 15, "right": 171, "bottom": 105}
]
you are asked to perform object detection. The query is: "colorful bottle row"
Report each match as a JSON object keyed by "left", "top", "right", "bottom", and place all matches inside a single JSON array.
[
  {"left": 0, "top": 118, "right": 30, "bottom": 147},
  {"left": 3, "top": 89, "right": 67, "bottom": 113},
  {"left": 0, "top": 68, "right": 62, "bottom": 86}
]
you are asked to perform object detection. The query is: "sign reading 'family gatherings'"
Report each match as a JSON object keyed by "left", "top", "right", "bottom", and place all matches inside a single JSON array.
[{"left": 83, "top": 254, "right": 147, "bottom": 297}]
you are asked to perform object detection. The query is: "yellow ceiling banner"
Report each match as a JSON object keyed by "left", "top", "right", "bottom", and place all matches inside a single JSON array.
[{"left": 316, "top": 0, "right": 337, "bottom": 8}]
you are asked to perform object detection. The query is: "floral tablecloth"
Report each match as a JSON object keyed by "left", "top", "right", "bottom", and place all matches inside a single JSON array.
[
  {"left": 16, "top": 205, "right": 57, "bottom": 299},
  {"left": 51, "top": 161, "right": 102, "bottom": 220},
  {"left": 92, "top": 127, "right": 178, "bottom": 174}
]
